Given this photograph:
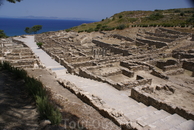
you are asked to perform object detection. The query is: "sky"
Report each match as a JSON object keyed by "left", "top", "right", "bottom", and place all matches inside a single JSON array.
[{"left": 0, "top": 0, "right": 193, "bottom": 21}]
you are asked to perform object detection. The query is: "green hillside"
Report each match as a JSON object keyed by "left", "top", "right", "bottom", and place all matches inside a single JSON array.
[{"left": 67, "top": 8, "right": 194, "bottom": 32}]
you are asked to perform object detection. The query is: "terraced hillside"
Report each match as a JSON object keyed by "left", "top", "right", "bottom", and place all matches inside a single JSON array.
[{"left": 66, "top": 8, "right": 194, "bottom": 33}]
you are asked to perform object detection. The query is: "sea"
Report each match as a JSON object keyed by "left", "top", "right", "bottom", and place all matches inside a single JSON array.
[{"left": 0, "top": 18, "right": 96, "bottom": 36}]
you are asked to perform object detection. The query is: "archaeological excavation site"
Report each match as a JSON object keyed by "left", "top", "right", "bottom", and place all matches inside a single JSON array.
[{"left": 1, "top": 27, "right": 194, "bottom": 130}]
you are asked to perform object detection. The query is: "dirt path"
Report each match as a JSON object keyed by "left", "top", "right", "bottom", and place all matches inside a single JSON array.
[{"left": 0, "top": 70, "right": 39, "bottom": 130}]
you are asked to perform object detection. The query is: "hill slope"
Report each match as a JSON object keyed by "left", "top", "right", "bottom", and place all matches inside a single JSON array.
[{"left": 67, "top": 8, "right": 194, "bottom": 33}]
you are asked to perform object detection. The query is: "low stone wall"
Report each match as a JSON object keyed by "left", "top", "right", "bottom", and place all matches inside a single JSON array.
[
  {"left": 151, "top": 69, "right": 169, "bottom": 80},
  {"left": 12, "top": 39, "right": 28, "bottom": 47},
  {"left": 172, "top": 50, "right": 194, "bottom": 59},
  {"left": 92, "top": 40, "right": 130, "bottom": 56},
  {"left": 145, "top": 31, "right": 179, "bottom": 39},
  {"left": 191, "top": 34, "right": 194, "bottom": 41},
  {"left": 112, "top": 34, "right": 134, "bottom": 42},
  {"left": 182, "top": 60, "right": 194, "bottom": 71},
  {"left": 136, "top": 38, "right": 168, "bottom": 48},
  {"left": 165, "top": 68, "right": 185, "bottom": 75},
  {"left": 57, "top": 79, "right": 135, "bottom": 130},
  {"left": 120, "top": 61, "right": 150, "bottom": 71},
  {"left": 131, "top": 85, "right": 194, "bottom": 120},
  {"left": 156, "top": 59, "right": 178, "bottom": 71},
  {"left": 72, "top": 61, "right": 94, "bottom": 68},
  {"left": 60, "top": 58, "right": 74, "bottom": 74},
  {"left": 118, "top": 78, "right": 152, "bottom": 90},
  {"left": 79, "top": 66, "right": 152, "bottom": 90},
  {"left": 65, "top": 56, "right": 92, "bottom": 63},
  {"left": 144, "top": 36, "right": 174, "bottom": 43},
  {"left": 159, "top": 28, "right": 189, "bottom": 36}
]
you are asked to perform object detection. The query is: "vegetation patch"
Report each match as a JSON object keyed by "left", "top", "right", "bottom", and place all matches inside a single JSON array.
[{"left": 0, "top": 61, "right": 62, "bottom": 125}]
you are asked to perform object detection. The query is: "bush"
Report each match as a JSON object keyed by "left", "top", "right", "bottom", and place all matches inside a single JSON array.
[
  {"left": 116, "top": 24, "right": 126, "bottom": 30},
  {"left": 65, "top": 29, "right": 71, "bottom": 32},
  {"left": 148, "top": 13, "right": 164, "bottom": 20},
  {"left": 86, "top": 28, "right": 94, "bottom": 33},
  {"left": 1, "top": 62, "right": 62, "bottom": 125},
  {"left": 180, "top": 12, "right": 185, "bottom": 16},
  {"left": 78, "top": 30, "right": 84, "bottom": 33},
  {"left": 36, "top": 42, "right": 43, "bottom": 48},
  {"left": 174, "top": 9, "right": 181, "bottom": 13},
  {"left": 0, "top": 30, "right": 8, "bottom": 38},
  {"left": 36, "top": 96, "right": 62, "bottom": 124},
  {"left": 128, "top": 18, "right": 138, "bottom": 23}
]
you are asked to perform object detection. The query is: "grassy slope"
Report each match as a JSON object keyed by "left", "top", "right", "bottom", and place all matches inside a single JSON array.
[{"left": 67, "top": 8, "right": 194, "bottom": 32}]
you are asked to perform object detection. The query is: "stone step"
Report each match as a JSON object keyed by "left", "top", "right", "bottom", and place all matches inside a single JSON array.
[
  {"left": 125, "top": 106, "right": 158, "bottom": 121},
  {"left": 169, "top": 120, "right": 194, "bottom": 130},
  {"left": 150, "top": 114, "right": 186, "bottom": 130},
  {"left": 136, "top": 110, "right": 170, "bottom": 127}
]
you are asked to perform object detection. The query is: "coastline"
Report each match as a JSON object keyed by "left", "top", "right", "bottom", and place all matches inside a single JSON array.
[{"left": 0, "top": 18, "right": 96, "bottom": 36}]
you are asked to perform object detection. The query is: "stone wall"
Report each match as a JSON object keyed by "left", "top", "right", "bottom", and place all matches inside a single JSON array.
[
  {"left": 120, "top": 61, "right": 150, "bottom": 71},
  {"left": 156, "top": 59, "right": 178, "bottom": 71},
  {"left": 145, "top": 31, "right": 179, "bottom": 39},
  {"left": 12, "top": 39, "right": 28, "bottom": 47},
  {"left": 112, "top": 34, "right": 134, "bottom": 42},
  {"left": 136, "top": 38, "right": 168, "bottom": 48},
  {"left": 79, "top": 66, "right": 152, "bottom": 90},
  {"left": 144, "top": 36, "right": 174, "bottom": 43},
  {"left": 165, "top": 68, "right": 185, "bottom": 75},
  {"left": 182, "top": 60, "right": 194, "bottom": 71},
  {"left": 92, "top": 40, "right": 130, "bottom": 56},
  {"left": 151, "top": 69, "right": 169, "bottom": 80},
  {"left": 131, "top": 85, "right": 194, "bottom": 120},
  {"left": 159, "top": 28, "right": 189, "bottom": 36},
  {"left": 57, "top": 79, "right": 139, "bottom": 130},
  {"left": 191, "top": 34, "right": 194, "bottom": 41},
  {"left": 172, "top": 51, "right": 194, "bottom": 59}
]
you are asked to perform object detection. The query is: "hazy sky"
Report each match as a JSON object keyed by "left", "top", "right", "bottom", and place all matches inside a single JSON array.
[{"left": 0, "top": 0, "right": 193, "bottom": 20}]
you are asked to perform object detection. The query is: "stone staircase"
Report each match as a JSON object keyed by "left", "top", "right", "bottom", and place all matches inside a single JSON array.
[{"left": 15, "top": 36, "right": 194, "bottom": 130}]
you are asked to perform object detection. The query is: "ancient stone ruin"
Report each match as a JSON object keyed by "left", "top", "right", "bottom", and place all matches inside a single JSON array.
[
  {"left": 34, "top": 27, "right": 194, "bottom": 120},
  {"left": 1, "top": 27, "right": 194, "bottom": 129},
  {"left": 0, "top": 37, "right": 41, "bottom": 68}
]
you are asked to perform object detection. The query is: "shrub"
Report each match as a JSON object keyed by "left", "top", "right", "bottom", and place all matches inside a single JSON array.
[
  {"left": 86, "top": 28, "right": 94, "bottom": 33},
  {"left": 148, "top": 13, "right": 164, "bottom": 20},
  {"left": 36, "top": 42, "right": 43, "bottom": 48},
  {"left": 180, "top": 12, "right": 185, "bottom": 16},
  {"left": 65, "top": 29, "right": 71, "bottom": 32},
  {"left": 174, "top": 9, "right": 181, "bottom": 13},
  {"left": 0, "top": 30, "right": 8, "bottom": 38},
  {"left": 119, "top": 15, "right": 123, "bottom": 19},
  {"left": 116, "top": 24, "right": 126, "bottom": 30},
  {"left": 128, "top": 18, "right": 138, "bottom": 23},
  {"left": 78, "top": 30, "right": 84, "bottom": 33},
  {"left": 1, "top": 62, "right": 62, "bottom": 125},
  {"left": 36, "top": 96, "right": 62, "bottom": 124}
]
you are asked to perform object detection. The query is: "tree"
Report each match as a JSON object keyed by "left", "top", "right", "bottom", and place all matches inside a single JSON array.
[
  {"left": 7, "top": 0, "right": 21, "bottom": 3},
  {"left": 0, "top": 30, "right": 8, "bottom": 38},
  {"left": 0, "top": 0, "right": 21, "bottom": 5},
  {"left": 24, "top": 27, "right": 31, "bottom": 34},
  {"left": 31, "top": 25, "right": 42, "bottom": 34},
  {"left": 24, "top": 25, "right": 42, "bottom": 34}
]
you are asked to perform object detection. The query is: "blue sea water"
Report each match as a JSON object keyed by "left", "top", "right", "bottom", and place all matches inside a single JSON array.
[{"left": 0, "top": 18, "right": 95, "bottom": 36}]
